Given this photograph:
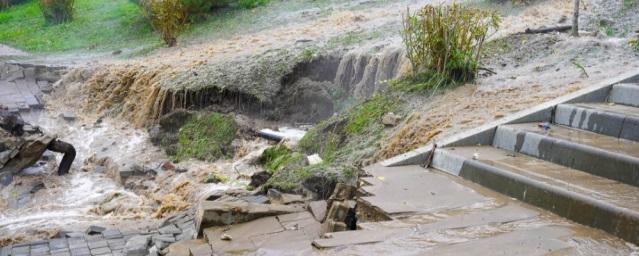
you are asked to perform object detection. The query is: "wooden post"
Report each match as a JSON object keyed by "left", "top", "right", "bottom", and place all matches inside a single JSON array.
[{"left": 572, "top": 0, "right": 580, "bottom": 36}]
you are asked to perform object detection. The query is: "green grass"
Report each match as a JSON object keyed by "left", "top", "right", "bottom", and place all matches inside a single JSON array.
[
  {"left": 259, "top": 144, "right": 305, "bottom": 173},
  {"left": 345, "top": 94, "right": 398, "bottom": 135},
  {"left": 174, "top": 112, "right": 237, "bottom": 162},
  {"left": 0, "top": 0, "right": 157, "bottom": 52}
]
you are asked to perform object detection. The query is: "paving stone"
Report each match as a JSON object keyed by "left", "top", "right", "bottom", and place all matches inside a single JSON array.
[
  {"left": 123, "top": 235, "right": 149, "bottom": 256},
  {"left": 70, "top": 247, "right": 90, "bottom": 256},
  {"left": 49, "top": 238, "right": 68, "bottom": 250},
  {"left": 50, "top": 248, "right": 70, "bottom": 254},
  {"left": 86, "top": 226, "right": 106, "bottom": 235},
  {"left": 158, "top": 225, "right": 181, "bottom": 235},
  {"left": 85, "top": 235, "right": 104, "bottom": 242},
  {"left": 68, "top": 241, "right": 88, "bottom": 250},
  {"left": 30, "top": 245, "right": 50, "bottom": 253},
  {"left": 0, "top": 246, "right": 10, "bottom": 256},
  {"left": 103, "top": 229, "right": 123, "bottom": 239},
  {"left": 90, "top": 247, "right": 111, "bottom": 255},
  {"left": 152, "top": 234, "right": 176, "bottom": 243},
  {"left": 65, "top": 233, "right": 86, "bottom": 239},
  {"left": 31, "top": 250, "right": 51, "bottom": 256},
  {"left": 12, "top": 245, "right": 30, "bottom": 254},
  {"left": 107, "top": 238, "right": 126, "bottom": 248},
  {"left": 51, "top": 252, "right": 71, "bottom": 256},
  {"left": 88, "top": 240, "right": 108, "bottom": 249}
]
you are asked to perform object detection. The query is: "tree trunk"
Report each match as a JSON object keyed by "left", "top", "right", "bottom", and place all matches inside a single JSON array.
[{"left": 572, "top": 0, "right": 580, "bottom": 36}]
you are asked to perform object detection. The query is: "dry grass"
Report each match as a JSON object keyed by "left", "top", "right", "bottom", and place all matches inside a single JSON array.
[{"left": 402, "top": 3, "right": 499, "bottom": 83}]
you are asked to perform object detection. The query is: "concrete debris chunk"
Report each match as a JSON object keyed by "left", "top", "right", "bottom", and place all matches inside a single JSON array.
[
  {"left": 195, "top": 201, "right": 304, "bottom": 235},
  {"left": 123, "top": 235, "right": 149, "bottom": 256}
]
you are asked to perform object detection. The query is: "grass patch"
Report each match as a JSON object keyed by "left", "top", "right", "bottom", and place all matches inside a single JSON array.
[
  {"left": 345, "top": 94, "right": 398, "bottom": 135},
  {"left": 0, "top": 0, "right": 156, "bottom": 52},
  {"left": 174, "top": 112, "right": 237, "bottom": 162},
  {"left": 326, "top": 30, "right": 384, "bottom": 49},
  {"left": 259, "top": 144, "right": 305, "bottom": 173},
  {"left": 202, "top": 172, "right": 229, "bottom": 183},
  {"left": 389, "top": 70, "right": 455, "bottom": 93}
]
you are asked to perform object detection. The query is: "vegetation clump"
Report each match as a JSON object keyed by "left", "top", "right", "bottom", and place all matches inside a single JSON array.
[
  {"left": 39, "top": 0, "right": 74, "bottom": 24},
  {"left": 142, "top": 0, "right": 186, "bottom": 46},
  {"left": 174, "top": 112, "right": 237, "bottom": 162},
  {"left": 631, "top": 37, "right": 639, "bottom": 53},
  {"left": 401, "top": 3, "right": 500, "bottom": 90},
  {"left": 259, "top": 144, "right": 305, "bottom": 173}
]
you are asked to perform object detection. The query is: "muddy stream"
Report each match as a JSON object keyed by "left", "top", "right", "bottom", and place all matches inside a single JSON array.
[{"left": 0, "top": 108, "right": 283, "bottom": 242}]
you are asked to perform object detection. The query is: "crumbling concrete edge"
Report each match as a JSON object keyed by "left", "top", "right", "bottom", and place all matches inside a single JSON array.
[{"left": 381, "top": 70, "right": 639, "bottom": 167}]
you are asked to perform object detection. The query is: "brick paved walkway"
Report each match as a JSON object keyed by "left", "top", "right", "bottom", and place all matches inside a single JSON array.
[
  {"left": 0, "top": 62, "right": 59, "bottom": 113},
  {"left": 0, "top": 211, "right": 196, "bottom": 256}
]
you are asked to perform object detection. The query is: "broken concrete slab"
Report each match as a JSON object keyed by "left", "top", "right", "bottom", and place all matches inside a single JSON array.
[
  {"left": 163, "top": 240, "right": 208, "bottom": 256},
  {"left": 195, "top": 201, "right": 304, "bottom": 235},
  {"left": 359, "top": 165, "right": 487, "bottom": 217},
  {"left": 123, "top": 235, "right": 149, "bottom": 256},
  {"left": 267, "top": 189, "right": 305, "bottom": 205},
  {"left": 203, "top": 212, "right": 320, "bottom": 255},
  {"left": 307, "top": 201, "right": 327, "bottom": 222}
]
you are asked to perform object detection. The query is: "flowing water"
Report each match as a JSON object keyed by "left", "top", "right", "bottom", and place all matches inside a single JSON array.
[{"left": 0, "top": 109, "right": 242, "bottom": 242}]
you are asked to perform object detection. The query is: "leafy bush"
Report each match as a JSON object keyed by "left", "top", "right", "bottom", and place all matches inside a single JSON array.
[
  {"left": 174, "top": 112, "right": 237, "bottom": 161},
  {"left": 401, "top": 3, "right": 500, "bottom": 87},
  {"left": 142, "top": 0, "right": 186, "bottom": 46},
  {"left": 39, "top": 0, "right": 74, "bottom": 24}
]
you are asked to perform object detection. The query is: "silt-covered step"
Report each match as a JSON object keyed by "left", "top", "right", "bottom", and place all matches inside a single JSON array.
[
  {"left": 493, "top": 123, "right": 639, "bottom": 187},
  {"left": 555, "top": 103, "right": 639, "bottom": 141},
  {"left": 609, "top": 83, "right": 639, "bottom": 107},
  {"left": 431, "top": 146, "right": 639, "bottom": 244}
]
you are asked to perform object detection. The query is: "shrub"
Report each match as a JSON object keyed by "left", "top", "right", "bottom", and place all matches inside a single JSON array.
[
  {"left": 39, "top": 0, "right": 74, "bottom": 24},
  {"left": 631, "top": 38, "right": 639, "bottom": 53},
  {"left": 142, "top": 0, "right": 186, "bottom": 46},
  {"left": 401, "top": 3, "right": 500, "bottom": 86}
]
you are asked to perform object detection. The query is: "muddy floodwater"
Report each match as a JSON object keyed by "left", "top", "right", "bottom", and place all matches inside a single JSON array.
[{"left": 0, "top": 110, "right": 237, "bottom": 242}]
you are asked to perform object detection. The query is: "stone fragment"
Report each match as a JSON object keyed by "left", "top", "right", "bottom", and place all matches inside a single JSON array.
[
  {"left": 86, "top": 225, "right": 106, "bottom": 235},
  {"left": 161, "top": 161, "right": 176, "bottom": 171},
  {"left": 148, "top": 246, "right": 159, "bottom": 256},
  {"left": 307, "top": 154, "right": 323, "bottom": 165},
  {"left": 308, "top": 200, "right": 328, "bottom": 222},
  {"left": 267, "top": 189, "right": 305, "bottom": 205},
  {"left": 60, "top": 112, "right": 76, "bottom": 121},
  {"left": 123, "top": 235, "right": 149, "bottom": 256},
  {"left": 248, "top": 171, "right": 271, "bottom": 188},
  {"left": 382, "top": 112, "right": 401, "bottom": 127},
  {"left": 102, "top": 229, "right": 123, "bottom": 239},
  {"left": 90, "top": 247, "right": 110, "bottom": 255}
]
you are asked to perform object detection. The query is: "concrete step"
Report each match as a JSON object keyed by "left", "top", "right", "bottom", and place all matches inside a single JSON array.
[
  {"left": 609, "top": 83, "right": 639, "bottom": 107},
  {"left": 432, "top": 146, "right": 639, "bottom": 244},
  {"left": 555, "top": 103, "right": 639, "bottom": 141},
  {"left": 494, "top": 123, "right": 639, "bottom": 187}
]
